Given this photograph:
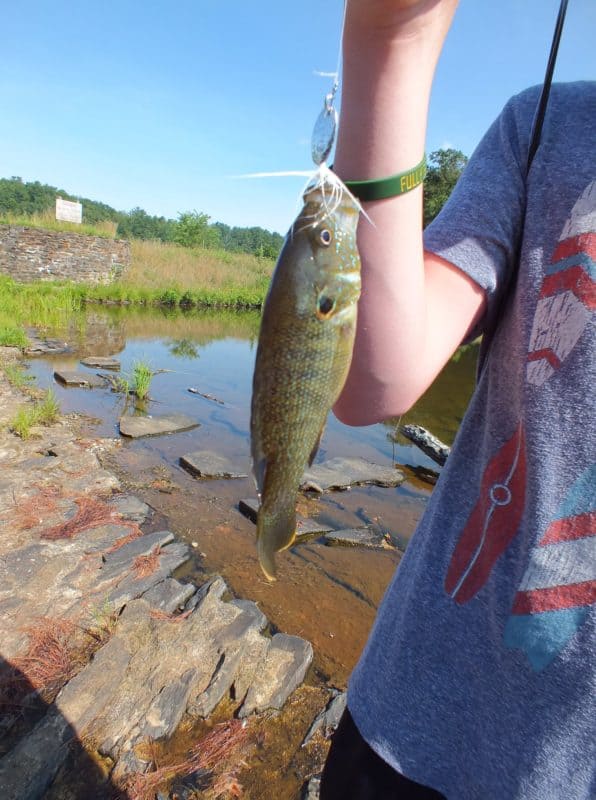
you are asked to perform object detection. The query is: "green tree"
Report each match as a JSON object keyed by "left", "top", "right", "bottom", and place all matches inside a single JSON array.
[
  {"left": 423, "top": 148, "right": 468, "bottom": 227},
  {"left": 172, "top": 211, "right": 221, "bottom": 249}
]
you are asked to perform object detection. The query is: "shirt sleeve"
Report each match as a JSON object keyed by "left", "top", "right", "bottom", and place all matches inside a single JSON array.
[{"left": 423, "top": 88, "right": 539, "bottom": 339}]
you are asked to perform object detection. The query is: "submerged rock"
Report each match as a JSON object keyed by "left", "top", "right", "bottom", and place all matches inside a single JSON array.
[
  {"left": 118, "top": 413, "right": 198, "bottom": 438},
  {"left": 180, "top": 450, "right": 248, "bottom": 479},
  {"left": 302, "top": 457, "right": 404, "bottom": 492},
  {"left": 238, "top": 498, "right": 332, "bottom": 539},
  {"left": 53, "top": 369, "right": 107, "bottom": 388},
  {"left": 323, "top": 527, "right": 393, "bottom": 549},
  {"left": 80, "top": 356, "right": 121, "bottom": 370}
]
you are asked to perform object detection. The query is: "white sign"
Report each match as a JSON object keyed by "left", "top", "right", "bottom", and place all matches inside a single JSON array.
[{"left": 55, "top": 197, "right": 82, "bottom": 224}]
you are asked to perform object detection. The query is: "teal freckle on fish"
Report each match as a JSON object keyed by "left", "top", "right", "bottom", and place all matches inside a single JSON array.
[{"left": 250, "top": 167, "right": 361, "bottom": 580}]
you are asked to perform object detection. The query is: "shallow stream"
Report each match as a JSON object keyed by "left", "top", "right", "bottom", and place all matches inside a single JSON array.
[{"left": 26, "top": 306, "right": 478, "bottom": 796}]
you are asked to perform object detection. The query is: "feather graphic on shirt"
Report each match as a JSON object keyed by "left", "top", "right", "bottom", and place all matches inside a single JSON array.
[
  {"left": 445, "top": 423, "right": 526, "bottom": 604},
  {"left": 504, "top": 464, "right": 596, "bottom": 671},
  {"left": 527, "top": 180, "right": 596, "bottom": 386}
]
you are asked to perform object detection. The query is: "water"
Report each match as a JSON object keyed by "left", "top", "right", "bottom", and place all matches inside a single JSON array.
[{"left": 25, "top": 306, "right": 478, "bottom": 686}]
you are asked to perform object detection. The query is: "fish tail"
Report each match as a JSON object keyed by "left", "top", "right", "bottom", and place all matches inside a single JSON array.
[{"left": 256, "top": 505, "right": 297, "bottom": 582}]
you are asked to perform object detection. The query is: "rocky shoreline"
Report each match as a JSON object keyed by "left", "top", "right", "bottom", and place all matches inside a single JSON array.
[{"left": 0, "top": 346, "right": 332, "bottom": 800}]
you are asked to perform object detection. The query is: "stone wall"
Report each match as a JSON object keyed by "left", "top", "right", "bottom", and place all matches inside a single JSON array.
[{"left": 0, "top": 224, "right": 130, "bottom": 284}]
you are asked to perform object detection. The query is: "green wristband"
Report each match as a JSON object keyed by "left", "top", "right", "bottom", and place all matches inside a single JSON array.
[{"left": 343, "top": 155, "right": 427, "bottom": 201}]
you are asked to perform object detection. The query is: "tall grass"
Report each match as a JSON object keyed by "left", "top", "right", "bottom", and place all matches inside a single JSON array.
[
  {"left": 0, "top": 212, "right": 117, "bottom": 239},
  {"left": 0, "top": 275, "right": 85, "bottom": 335}
]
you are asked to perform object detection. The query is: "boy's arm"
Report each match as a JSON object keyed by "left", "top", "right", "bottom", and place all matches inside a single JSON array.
[{"left": 333, "top": 0, "right": 487, "bottom": 425}]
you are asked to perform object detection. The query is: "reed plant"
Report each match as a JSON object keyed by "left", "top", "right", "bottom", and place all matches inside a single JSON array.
[{"left": 131, "top": 360, "right": 153, "bottom": 400}]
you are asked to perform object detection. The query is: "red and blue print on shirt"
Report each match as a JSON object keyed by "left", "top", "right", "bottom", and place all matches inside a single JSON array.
[{"left": 504, "top": 464, "right": 596, "bottom": 671}]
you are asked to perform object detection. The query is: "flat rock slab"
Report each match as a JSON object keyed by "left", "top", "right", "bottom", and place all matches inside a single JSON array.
[
  {"left": 238, "top": 498, "right": 332, "bottom": 539},
  {"left": 180, "top": 450, "right": 247, "bottom": 479},
  {"left": 108, "top": 494, "right": 152, "bottom": 524},
  {"left": 53, "top": 369, "right": 107, "bottom": 388},
  {"left": 239, "top": 633, "right": 313, "bottom": 717},
  {"left": 302, "top": 457, "right": 404, "bottom": 492},
  {"left": 400, "top": 424, "right": 450, "bottom": 466},
  {"left": 80, "top": 356, "right": 121, "bottom": 370},
  {"left": 323, "top": 527, "right": 393, "bottom": 549},
  {"left": 26, "top": 336, "right": 71, "bottom": 356},
  {"left": 119, "top": 414, "right": 198, "bottom": 438}
]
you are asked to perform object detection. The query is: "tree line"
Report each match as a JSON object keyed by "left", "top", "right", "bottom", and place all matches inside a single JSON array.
[
  {"left": 0, "top": 177, "right": 284, "bottom": 259},
  {"left": 0, "top": 150, "right": 467, "bottom": 257}
]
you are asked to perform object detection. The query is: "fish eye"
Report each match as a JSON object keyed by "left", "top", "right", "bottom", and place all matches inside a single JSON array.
[
  {"left": 318, "top": 228, "right": 332, "bottom": 246},
  {"left": 317, "top": 295, "right": 335, "bottom": 318}
]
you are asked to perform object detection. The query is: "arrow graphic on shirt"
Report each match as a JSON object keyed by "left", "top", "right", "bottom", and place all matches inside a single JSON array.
[
  {"left": 527, "top": 180, "right": 596, "bottom": 387},
  {"left": 504, "top": 464, "right": 596, "bottom": 671},
  {"left": 445, "top": 423, "right": 527, "bottom": 604}
]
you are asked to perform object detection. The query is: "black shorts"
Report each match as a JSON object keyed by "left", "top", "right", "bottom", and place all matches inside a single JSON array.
[{"left": 320, "top": 709, "right": 446, "bottom": 800}]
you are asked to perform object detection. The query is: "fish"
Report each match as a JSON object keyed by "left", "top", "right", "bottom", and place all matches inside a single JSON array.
[{"left": 250, "top": 168, "right": 361, "bottom": 580}]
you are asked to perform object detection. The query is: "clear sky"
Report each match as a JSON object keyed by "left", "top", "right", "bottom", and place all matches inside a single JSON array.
[{"left": 1, "top": 1, "right": 594, "bottom": 235}]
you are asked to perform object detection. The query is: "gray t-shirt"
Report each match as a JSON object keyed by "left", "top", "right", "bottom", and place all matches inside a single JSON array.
[{"left": 348, "top": 82, "right": 596, "bottom": 799}]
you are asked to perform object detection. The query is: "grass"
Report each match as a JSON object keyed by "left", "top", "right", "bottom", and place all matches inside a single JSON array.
[
  {"left": 131, "top": 359, "right": 153, "bottom": 400},
  {"left": 2, "top": 363, "right": 35, "bottom": 390},
  {"left": 0, "top": 211, "right": 117, "bottom": 239},
  {"left": 0, "top": 325, "right": 28, "bottom": 347},
  {"left": 9, "top": 390, "right": 61, "bottom": 438}
]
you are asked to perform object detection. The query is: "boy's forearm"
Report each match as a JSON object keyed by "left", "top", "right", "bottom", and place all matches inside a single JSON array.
[{"left": 333, "top": 1, "right": 485, "bottom": 425}]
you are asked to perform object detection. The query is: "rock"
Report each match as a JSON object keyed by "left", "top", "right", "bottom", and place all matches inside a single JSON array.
[
  {"left": 108, "top": 493, "right": 152, "bottom": 523},
  {"left": 185, "top": 575, "right": 228, "bottom": 611},
  {"left": 180, "top": 450, "right": 248, "bottom": 479},
  {"left": 141, "top": 667, "right": 198, "bottom": 740},
  {"left": 107, "top": 542, "right": 190, "bottom": 608},
  {"left": 118, "top": 414, "right": 199, "bottom": 438},
  {"left": 301, "top": 457, "right": 404, "bottom": 492},
  {"left": 229, "top": 599, "right": 268, "bottom": 632},
  {"left": 323, "top": 528, "right": 393, "bottom": 549},
  {"left": 238, "top": 633, "right": 313, "bottom": 717},
  {"left": 142, "top": 578, "right": 196, "bottom": 614},
  {"left": 26, "top": 335, "right": 71, "bottom": 356},
  {"left": 302, "top": 691, "right": 346, "bottom": 745},
  {"left": 80, "top": 356, "right": 121, "bottom": 370},
  {"left": 0, "top": 708, "right": 73, "bottom": 800},
  {"left": 302, "top": 775, "right": 321, "bottom": 800},
  {"left": 100, "top": 530, "right": 175, "bottom": 576},
  {"left": 238, "top": 498, "right": 332, "bottom": 539},
  {"left": 53, "top": 369, "right": 107, "bottom": 388},
  {"left": 400, "top": 424, "right": 450, "bottom": 466}
]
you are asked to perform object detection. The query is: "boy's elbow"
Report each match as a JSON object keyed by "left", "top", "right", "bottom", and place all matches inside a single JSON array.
[{"left": 333, "top": 388, "right": 417, "bottom": 427}]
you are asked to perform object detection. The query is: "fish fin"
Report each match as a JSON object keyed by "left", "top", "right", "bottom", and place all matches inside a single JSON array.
[
  {"left": 253, "top": 456, "right": 268, "bottom": 498},
  {"left": 256, "top": 505, "right": 297, "bottom": 582},
  {"left": 308, "top": 425, "right": 325, "bottom": 467}
]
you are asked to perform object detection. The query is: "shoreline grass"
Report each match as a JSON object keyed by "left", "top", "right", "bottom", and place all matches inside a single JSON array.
[
  {"left": 0, "top": 236, "right": 274, "bottom": 340},
  {"left": 9, "top": 390, "right": 61, "bottom": 439}
]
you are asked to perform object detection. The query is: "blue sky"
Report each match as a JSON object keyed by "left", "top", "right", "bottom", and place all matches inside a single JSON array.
[{"left": 1, "top": 1, "right": 594, "bottom": 234}]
